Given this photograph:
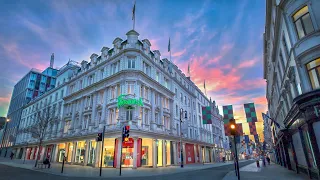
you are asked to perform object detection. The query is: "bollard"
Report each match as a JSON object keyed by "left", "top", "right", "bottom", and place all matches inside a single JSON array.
[{"left": 256, "top": 160, "right": 260, "bottom": 168}]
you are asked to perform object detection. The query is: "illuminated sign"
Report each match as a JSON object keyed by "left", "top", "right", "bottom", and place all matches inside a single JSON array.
[{"left": 117, "top": 94, "right": 144, "bottom": 108}]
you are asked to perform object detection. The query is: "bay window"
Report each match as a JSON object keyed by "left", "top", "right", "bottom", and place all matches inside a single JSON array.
[
  {"left": 306, "top": 58, "right": 320, "bottom": 89},
  {"left": 293, "top": 6, "right": 314, "bottom": 39},
  {"left": 128, "top": 58, "right": 135, "bottom": 69}
]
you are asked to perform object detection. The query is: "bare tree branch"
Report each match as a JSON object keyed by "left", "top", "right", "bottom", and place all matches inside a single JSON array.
[{"left": 18, "top": 104, "right": 60, "bottom": 167}]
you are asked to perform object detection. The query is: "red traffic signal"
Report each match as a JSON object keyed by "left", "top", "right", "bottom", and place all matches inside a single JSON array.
[{"left": 96, "top": 133, "right": 103, "bottom": 142}]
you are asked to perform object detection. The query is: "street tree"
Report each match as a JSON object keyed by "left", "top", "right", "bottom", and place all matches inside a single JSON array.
[{"left": 19, "top": 105, "right": 60, "bottom": 167}]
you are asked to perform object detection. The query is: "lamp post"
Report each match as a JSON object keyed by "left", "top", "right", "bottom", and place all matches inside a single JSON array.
[
  {"left": 230, "top": 119, "right": 240, "bottom": 180},
  {"left": 179, "top": 108, "right": 187, "bottom": 168},
  {"left": 1, "top": 118, "right": 10, "bottom": 157}
]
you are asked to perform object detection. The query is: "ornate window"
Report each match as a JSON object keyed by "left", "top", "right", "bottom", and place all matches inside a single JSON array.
[
  {"left": 293, "top": 6, "right": 314, "bottom": 39},
  {"left": 306, "top": 58, "right": 320, "bottom": 89}
]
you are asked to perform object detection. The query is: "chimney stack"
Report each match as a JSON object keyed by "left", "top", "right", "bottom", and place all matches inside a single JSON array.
[{"left": 50, "top": 53, "right": 54, "bottom": 68}]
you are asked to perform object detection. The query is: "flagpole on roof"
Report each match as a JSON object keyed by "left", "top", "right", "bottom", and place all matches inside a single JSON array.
[
  {"left": 169, "top": 38, "right": 171, "bottom": 62},
  {"left": 132, "top": 0, "right": 136, "bottom": 30}
]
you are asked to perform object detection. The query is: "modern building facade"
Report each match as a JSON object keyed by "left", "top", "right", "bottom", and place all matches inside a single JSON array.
[
  {"left": 13, "top": 30, "right": 227, "bottom": 168},
  {"left": 264, "top": 0, "right": 320, "bottom": 178},
  {"left": 0, "top": 60, "right": 58, "bottom": 157}
]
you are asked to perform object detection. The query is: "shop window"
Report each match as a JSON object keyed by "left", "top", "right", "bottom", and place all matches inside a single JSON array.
[
  {"left": 88, "top": 141, "right": 96, "bottom": 165},
  {"left": 293, "top": 6, "right": 314, "bottom": 39},
  {"left": 103, "top": 139, "right": 115, "bottom": 167},
  {"left": 57, "top": 143, "right": 66, "bottom": 162},
  {"left": 157, "top": 140, "right": 163, "bottom": 166},
  {"left": 141, "top": 139, "right": 153, "bottom": 166},
  {"left": 306, "top": 58, "right": 320, "bottom": 89},
  {"left": 75, "top": 141, "right": 86, "bottom": 163},
  {"left": 67, "top": 142, "right": 74, "bottom": 162}
]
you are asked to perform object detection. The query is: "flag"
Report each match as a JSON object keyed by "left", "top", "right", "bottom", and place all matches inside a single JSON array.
[
  {"left": 223, "top": 105, "right": 234, "bottom": 136},
  {"left": 168, "top": 38, "right": 170, "bottom": 52},
  {"left": 204, "top": 80, "right": 206, "bottom": 89},
  {"left": 235, "top": 136, "right": 241, "bottom": 144},
  {"left": 202, "top": 106, "right": 212, "bottom": 124},
  {"left": 244, "top": 103, "right": 258, "bottom": 122},
  {"left": 132, "top": 1, "right": 136, "bottom": 20},
  {"left": 236, "top": 123, "right": 243, "bottom": 136},
  {"left": 262, "top": 112, "right": 281, "bottom": 129},
  {"left": 244, "top": 135, "right": 250, "bottom": 143},
  {"left": 248, "top": 122, "right": 257, "bottom": 135},
  {"left": 223, "top": 105, "right": 234, "bottom": 124},
  {"left": 254, "top": 134, "right": 260, "bottom": 143},
  {"left": 188, "top": 63, "right": 190, "bottom": 75}
]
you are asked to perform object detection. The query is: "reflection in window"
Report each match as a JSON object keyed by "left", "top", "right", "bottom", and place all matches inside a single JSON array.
[
  {"left": 306, "top": 58, "right": 320, "bottom": 89},
  {"left": 293, "top": 6, "right": 314, "bottom": 39}
]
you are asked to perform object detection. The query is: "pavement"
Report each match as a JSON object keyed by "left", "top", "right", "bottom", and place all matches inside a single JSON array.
[
  {"left": 0, "top": 157, "right": 254, "bottom": 179},
  {"left": 223, "top": 161, "right": 309, "bottom": 180}
]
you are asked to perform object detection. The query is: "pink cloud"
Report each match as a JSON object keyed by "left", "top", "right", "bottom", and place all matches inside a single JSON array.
[
  {"left": 0, "top": 96, "right": 11, "bottom": 104},
  {"left": 0, "top": 42, "right": 47, "bottom": 70},
  {"left": 238, "top": 58, "right": 259, "bottom": 68},
  {"left": 148, "top": 39, "right": 160, "bottom": 51},
  {"left": 172, "top": 49, "right": 186, "bottom": 57}
]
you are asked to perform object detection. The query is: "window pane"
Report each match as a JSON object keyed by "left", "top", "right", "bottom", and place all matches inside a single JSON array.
[
  {"left": 128, "top": 60, "right": 131, "bottom": 68},
  {"left": 306, "top": 58, "right": 320, "bottom": 70},
  {"left": 308, "top": 69, "right": 320, "bottom": 89},
  {"left": 302, "top": 13, "right": 314, "bottom": 35},
  {"left": 295, "top": 20, "right": 305, "bottom": 39},
  {"left": 293, "top": 6, "right": 308, "bottom": 21}
]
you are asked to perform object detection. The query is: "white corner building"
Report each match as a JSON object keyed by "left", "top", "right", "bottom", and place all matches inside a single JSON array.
[{"left": 14, "top": 30, "right": 227, "bottom": 168}]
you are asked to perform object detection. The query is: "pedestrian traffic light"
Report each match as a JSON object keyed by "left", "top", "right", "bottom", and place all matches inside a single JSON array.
[
  {"left": 122, "top": 126, "right": 130, "bottom": 142},
  {"left": 96, "top": 133, "right": 102, "bottom": 141},
  {"left": 230, "top": 118, "right": 236, "bottom": 136}
]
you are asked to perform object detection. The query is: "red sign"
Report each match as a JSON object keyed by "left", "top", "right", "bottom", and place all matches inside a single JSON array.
[
  {"left": 185, "top": 143, "right": 195, "bottom": 164},
  {"left": 122, "top": 138, "right": 134, "bottom": 148}
]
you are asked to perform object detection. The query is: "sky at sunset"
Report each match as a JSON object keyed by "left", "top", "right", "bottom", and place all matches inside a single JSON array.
[{"left": 0, "top": 0, "right": 267, "bottom": 139}]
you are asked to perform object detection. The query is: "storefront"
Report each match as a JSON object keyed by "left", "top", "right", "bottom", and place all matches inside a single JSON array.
[
  {"left": 185, "top": 143, "right": 195, "bottom": 164},
  {"left": 74, "top": 141, "right": 86, "bottom": 164},
  {"left": 87, "top": 140, "right": 97, "bottom": 166},
  {"left": 66, "top": 142, "right": 74, "bottom": 163},
  {"left": 57, "top": 143, "right": 66, "bottom": 162},
  {"left": 141, "top": 138, "right": 153, "bottom": 166}
]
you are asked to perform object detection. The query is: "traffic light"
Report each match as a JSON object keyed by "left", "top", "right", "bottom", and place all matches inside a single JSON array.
[
  {"left": 96, "top": 133, "right": 102, "bottom": 142},
  {"left": 230, "top": 118, "right": 236, "bottom": 136},
  {"left": 122, "top": 126, "right": 130, "bottom": 142}
]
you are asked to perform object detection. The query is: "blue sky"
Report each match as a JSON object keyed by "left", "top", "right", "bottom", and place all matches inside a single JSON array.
[{"left": 0, "top": 0, "right": 267, "bottom": 125}]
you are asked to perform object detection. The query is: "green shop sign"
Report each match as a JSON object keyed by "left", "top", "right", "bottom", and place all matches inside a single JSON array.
[{"left": 117, "top": 94, "right": 144, "bottom": 108}]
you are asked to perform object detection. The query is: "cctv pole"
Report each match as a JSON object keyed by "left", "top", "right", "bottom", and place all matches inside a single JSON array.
[{"left": 99, "top": 126, "right": 105, "bottom": 177}]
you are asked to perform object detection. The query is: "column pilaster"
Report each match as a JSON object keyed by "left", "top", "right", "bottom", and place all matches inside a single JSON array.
[
  {"left": 153, "top": 139, "right": 157, "bottom": 168},
  {"left": 84, "top": 140, "right": 90, "bottom": 166},
  {"left": 133, "top": 137, "right": 138, "bottom": 169}
]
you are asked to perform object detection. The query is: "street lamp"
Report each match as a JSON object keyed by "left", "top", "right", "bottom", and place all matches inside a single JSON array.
[
  {"left": 230, "top": 118, "right": 240, "bottom": 180},
  {"left": 180, "top": 108, "right": 187, "bottom": 168},
  {"left": 1, "top": 118, "right": 10, "bottom": 157}
]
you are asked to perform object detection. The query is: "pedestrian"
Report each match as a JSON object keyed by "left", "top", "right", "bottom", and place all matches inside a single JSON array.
[
  {"left": 223, "top": 157, "right": 226, "bottom": 163},
  {"left": 262, "top": 156, "right": 266, "bottom": 167},
  {"left": 43, "top": 157, "right": 51, "bottom": 168},
  {"left": 10, "top": 152, "right": 14, "bottom": 160},
  {"left": 266, "top": 156, "right": 270, "bottom": 165}
]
